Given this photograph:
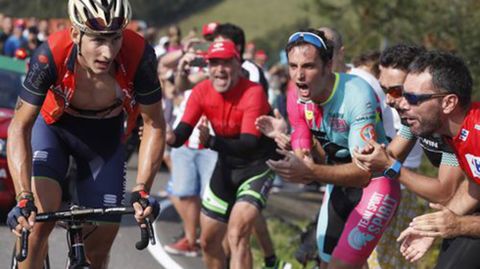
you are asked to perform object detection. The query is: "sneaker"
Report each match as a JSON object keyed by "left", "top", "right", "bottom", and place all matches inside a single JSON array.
[
  {"left": 262, "top": 259, "right": 293, "bottom": 269},
  {"left": 164, "top": 237, "right": 201, "bottom": 257}
]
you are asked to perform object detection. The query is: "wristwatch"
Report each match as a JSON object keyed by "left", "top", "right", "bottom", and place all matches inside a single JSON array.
[{"left": 384, "top": 160, "right": 402, "bottom": 179}]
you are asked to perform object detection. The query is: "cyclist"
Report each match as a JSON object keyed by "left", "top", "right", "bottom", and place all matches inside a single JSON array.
[
  {"left": 266, "top": 29, "right": 400, "bottom": 269},
  {"left": 167, "top": 40, "right": 278, "bottom": 269},
  {"left": 6, "top": 0, "right": 165, "bottom": 268}
]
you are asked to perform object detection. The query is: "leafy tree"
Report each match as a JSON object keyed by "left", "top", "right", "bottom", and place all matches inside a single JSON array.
[{"left": 308, "top": 0, "right": 480, "bottom": 99}]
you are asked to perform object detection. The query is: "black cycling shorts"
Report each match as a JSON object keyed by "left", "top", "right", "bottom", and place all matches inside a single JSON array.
[
  {"left": 201, "top": 158, "right": 274, "bottom": 223},
  {"left": 436, "top": 236, "right": 480, "bottom": 269}
]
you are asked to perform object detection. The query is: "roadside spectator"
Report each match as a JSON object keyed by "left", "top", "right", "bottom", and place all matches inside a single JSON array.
[
  {"left": 243, "top": 41, "right": 256, "bottom": 60},
  {"left": 37, "top": 19, "right": 50, "bottom": 42},
  {"left": 0, "top": 16, "right": 13, "bottom": 55},
  {"left": 166, "top": 25, "right": 182, "bottom": 52},
  {"left": 254, "top": 49, "right": 268, "bottom": 69},
  {"left": 202, "top": 22, "right": 218, "bottom": 42},
  {"left": 3, "top": 19, "right": 27, "bottom": 57},
  {"left": 352, "top": 50, "right": 381, "bottom": 79},
  {"left": 25, "top": 26, "right": 41, "bottom": 56}
]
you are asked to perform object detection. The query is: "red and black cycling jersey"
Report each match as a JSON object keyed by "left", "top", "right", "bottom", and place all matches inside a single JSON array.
[
  {"left": 172, "top": 77, "right": 278, "bottom": 167},
  {"left": 20, "top": 29, "right": 161, "bottom": 133},
  {"left": 446, "top": 102, "right": 480, "bottom": 184}
]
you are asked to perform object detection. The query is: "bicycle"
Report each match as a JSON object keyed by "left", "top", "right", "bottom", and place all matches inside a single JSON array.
[{"left": 10, "top": 205, "right": 156, "bottom": 269}]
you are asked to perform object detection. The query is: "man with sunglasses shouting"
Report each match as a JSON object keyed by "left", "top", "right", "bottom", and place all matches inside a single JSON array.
[
  {"left": 266, "top": 29, "right": 401, "bottom": 269},
  {"left": 6, "top": 0, "right": 165, "bottom": 268},
  {"left": 354, "top": 50, "right": 480, "bottom": 268}
]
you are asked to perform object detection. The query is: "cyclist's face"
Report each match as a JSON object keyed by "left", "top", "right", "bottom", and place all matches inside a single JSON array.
[
  {"left": 287, "top": 44, "right": 331, "bottom": 103},
  {"left": 208, "top": 57, "right": 241, "bottom": 93},
  {"left": 378, "top": 66, "right": 407, "bottom": 108},
  {"left": 73, "top": 30, "right": 123, "bottom": 74}
]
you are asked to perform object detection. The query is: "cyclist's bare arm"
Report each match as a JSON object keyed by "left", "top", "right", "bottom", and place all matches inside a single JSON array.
[
  {"left": 7, "top": 99, "right": 40, "bottom": 196},
  {"left": 135, "top": 100, "right": 166, "bottom": 192},
  {"left": 7, "top": 98, "right": 40, "bottom": 233}
]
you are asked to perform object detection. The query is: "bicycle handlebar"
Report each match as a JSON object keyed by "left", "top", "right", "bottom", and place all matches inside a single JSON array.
[{"left": 15, "top": 206, "right": 156, "bottom": 262}]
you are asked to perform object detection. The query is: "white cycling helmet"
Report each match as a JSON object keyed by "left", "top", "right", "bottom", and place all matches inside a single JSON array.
[{"left": 68, "top": 0, "right": 132, "bottom": 34}]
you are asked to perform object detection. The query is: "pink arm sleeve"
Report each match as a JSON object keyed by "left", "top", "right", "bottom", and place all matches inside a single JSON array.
[{"left": 286, "top": 81, "right": 312, "bottom": 150}]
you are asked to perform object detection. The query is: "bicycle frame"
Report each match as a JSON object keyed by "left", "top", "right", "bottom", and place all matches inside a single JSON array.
[{"left": 65, "top": 220, "right": 90, "bottom": 268}]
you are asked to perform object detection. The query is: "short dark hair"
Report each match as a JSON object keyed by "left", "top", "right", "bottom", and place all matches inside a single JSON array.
[
  {"left": 285, "top": 28, "right": 334, "bottom": 64},
  {"left": 352, "top": 50, "right": 381, "bottom": 78},
  {"left": 213, "top": 23, "right": 245, "bottom": 57},
  {"left": 380, "top": 43, "right": 426, "bottom": 71},
  {"left": 408, "top": 50, "right": 473, "bottom": 107}
]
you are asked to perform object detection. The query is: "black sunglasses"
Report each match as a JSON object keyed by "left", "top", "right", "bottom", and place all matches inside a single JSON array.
[{"left": 402, "top": 92, "right": 449, "bottom": 105}]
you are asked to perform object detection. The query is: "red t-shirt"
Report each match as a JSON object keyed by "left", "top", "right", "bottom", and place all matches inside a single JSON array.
[
  {"left": 447, "top": 102, "right": 480, "bottom": 184},
  {"left": 181, "top": 77, "right": 269, "bottom": 138}
]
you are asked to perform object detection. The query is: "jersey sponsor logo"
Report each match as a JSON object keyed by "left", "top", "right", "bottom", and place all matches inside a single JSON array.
[
  {"left": 466, "top": 154, "right": 480, "bottom": 178},
  {"left": 33, "top": 150, "right": 48, "bottom": 162},
  {"left": 355, "top": 113, "right": 376, "bottom": 123},
  {"left": 347, "top": 227, "right": 374, "bottom": 250},
  {"left": 329, "top": 117, "right": 348, "bottom": 132},
  {"left": 420, "top": 137, "right": 439, "bottom": 149},
  {"left": 38, "top": 54, "right": 49, "bottom": 64},
  {"left": 305, "top": 109, "right": 314, "bottom": 121},
  {"left": 360, "top": 123, "right": 376, "bottom": 142},
  {"left": 350, "top": 192, "right": 398, "bottom": 250},
  {"left": 25, "top": 61, "right": 50, "bottom": 91},
  {"left": 475, "top": 124, "right": 480, "bottom": 131},
  {"left": 460, "top": 128, "right": 469, "bottom": 141},
  {"left": 103, "top": 194, "right": 117, "bottom": 206}
]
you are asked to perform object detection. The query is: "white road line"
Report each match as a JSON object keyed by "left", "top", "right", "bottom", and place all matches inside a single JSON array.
[{"left": 147, "top": 198, "right": 184, "bottom": 269}]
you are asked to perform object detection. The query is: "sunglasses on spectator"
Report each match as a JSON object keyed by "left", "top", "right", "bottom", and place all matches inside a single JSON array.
[
  {"left": 288, "top": 32, "right": 327, "bottom": 50},
  {"left": 402, "top": 92, "right": 449, "bottom": 105},
  {"left": 381, "top": 85, "right": 403, "bottom": 98}
]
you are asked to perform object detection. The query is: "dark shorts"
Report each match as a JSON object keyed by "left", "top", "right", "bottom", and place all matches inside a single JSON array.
[
  {"left": 317, "top": 184, "right": 363, "bottom": 261},
  {"left": 31, "top": 113, "right": 126, "bottom": 222},
  {"left": 201, "top": 158, "right": 274, "bottom": 223},
  {"left": 436, "top": 236, "right": 480, "bottom": 269}
]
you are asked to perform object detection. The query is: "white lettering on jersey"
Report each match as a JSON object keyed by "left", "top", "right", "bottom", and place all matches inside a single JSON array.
[
  {"left": 460, "top": 128, "right": 469, "bottom": 141},
  {"left": 466, "top": 154, "right": 480, "bottom": 178}
]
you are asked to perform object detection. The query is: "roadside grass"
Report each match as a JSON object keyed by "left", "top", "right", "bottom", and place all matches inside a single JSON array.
[
  {"left": 174, "top": 0, "right": 325, "bottom": 42},
  {"left": 251, "top": 217, "right": 307, "bottom": 269}
]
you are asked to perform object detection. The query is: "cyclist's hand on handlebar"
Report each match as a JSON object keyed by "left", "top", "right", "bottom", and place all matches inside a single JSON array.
[
  {"left": 130, "top": 190, "right": 160, "bottom": 227},
  {"left": 7, "top": 195, "right": 37, "bottom": 236}
]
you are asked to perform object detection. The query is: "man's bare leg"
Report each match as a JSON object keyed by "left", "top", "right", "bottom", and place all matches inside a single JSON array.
[
  {"left": 200, "top": 213, "right": 227, "bottom": 269},
  {"left": 228, "top": 202, "right": 260, "bottom": 269},
  {"left": 170, "top": 196, "right": 201, "bottom": 246},
  {"left": 84, "top": 224, "right": 120, "bottom": 269}
]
